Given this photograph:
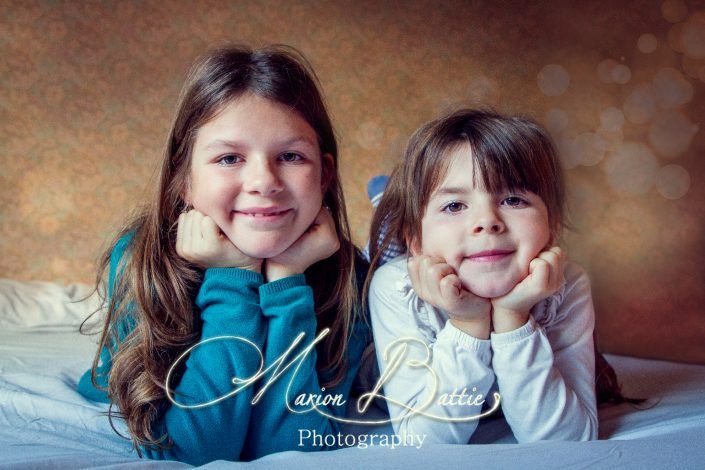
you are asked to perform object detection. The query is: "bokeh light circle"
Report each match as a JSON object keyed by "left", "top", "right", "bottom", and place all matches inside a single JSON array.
[
  {"left": 661, "top": 0, "right": 689, "bottom": 23},
  {"left": 597, "top": 59, "right": 619, "bottom": 83},
  {"left": 576, "top": 132, "right": 608, "bottom": 166},
  {"left": 681, "top": 13, "right": 705, "bottom": 59},
  {"left": 656, "top": 164, "right": 690, "bottom": 200},
  {"left": 546, "top": 108, "right": 569, "bottom": 135},
  {"left": 652, "top": 67, "right": 694, "bottom": 108},
  {"left": 537, "top": 64, "right": 570, "bottom": 96},
  {"left": 604, "top": 142, "right": 658, "bottom": 195},
  {"left": 611, "top": 64, "right": 632, "bottom": 84},
  {"left": 600, "top": 107, "right": 625, "bottom": 132},
  {"left": 638, "top": 33, "right": 658, "bottom": 53},
  {"left": 557, "top": 137, "right": 581, "bottom": 170},
  {"left": 656, "top": 164, "right": 691, "bottom": 199},
  {"left": 623, "top": 83, "right": 656, "bottom": 124},
  {"left": 648, "top": 110, "right": 698, "bottom": 158}
]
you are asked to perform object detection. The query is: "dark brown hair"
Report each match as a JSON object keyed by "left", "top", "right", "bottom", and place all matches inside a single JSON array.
[
  {"left": 366, "top": 108, "right": 639, "bottom": 407},
  {"left": 82, "top": 44, "right": 360, "bottom": 452},
  {"left": 367, "top": 108, "right": 565, "bottom": 275}
]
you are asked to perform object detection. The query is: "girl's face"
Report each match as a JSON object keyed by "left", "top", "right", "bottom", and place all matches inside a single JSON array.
[
  {"left": 186, "top": 93, "right": 331, "bottom": 259},
  {"left": 417, "top": 144, "right": 552, "bottom": 298}
]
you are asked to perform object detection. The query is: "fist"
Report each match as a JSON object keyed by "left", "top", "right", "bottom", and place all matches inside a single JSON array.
[
  {"left": 407, "top": 255, "right": 491, "bottom": 323},
  {"left": 491, "top": 246, "right": 567, "bottom": 331},
  {"left": 176, "top": 209, "right": 261, "bottom": 271},
  {"left": 265, "top": 206, "right": 340, "bottom": 281}
]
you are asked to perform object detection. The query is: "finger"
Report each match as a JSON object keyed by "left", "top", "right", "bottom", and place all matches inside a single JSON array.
[
  {"left": 420, "top": 258, "right": 453, "bottom": 305},
  {"left": 540, "top": 247, "right": 566, "bottom": 288},
  {"left": 538, "top": 249, "right": 558, "bottom": 267},
  {"left": 440, "top": 273, "right": 462, "bottom": 304},
  {"left": 529, "top": 258, "right": 550, "bottom": 291},
  {"left": 182, "top": 210, "right": 195, "bottom": 257},
  {"left": 200, "top": 215, "right": 221, "bottom": 251},
  {"left": 549, "top": 246, "right": 565, "bottom": 258},
  {"left": 416, "top": 256, "right": 437, "bottom": 300},
  {"left": 191, "top": 210, "right": 204, "bottom": 250},
  {"left": 306, "top": 205, "right": 330, "bottom": 232},
  {"left": 176, "top": 212, "right": 186, "bottom": 257},
  {"left": 318, "top": 207, "right": 340, "bottom": 255},
  {"left": 415, "top": 255, "right": 430, "bottom": 300},
  {"left": 300, "top": 206, "right": 339, "bottom": 259}
]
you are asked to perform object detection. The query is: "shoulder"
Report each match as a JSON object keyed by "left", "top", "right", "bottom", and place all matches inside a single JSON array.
[
  {"left": 563, "top": 261, "right": 592, "bottom": 300},
  {"left": 370, "top": 255, "right": 409, "bottom": 292},
  {"left": 368, "top": 256, "right": 417, "bottom": 316},
  {"left": 533, "top": 260, "right": 594, "bottom": 329},
  {"left": 565, "top": 261, "right": 589, "bottom": 285}
]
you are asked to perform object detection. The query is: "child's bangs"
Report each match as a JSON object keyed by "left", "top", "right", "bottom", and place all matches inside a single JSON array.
[{"left": 467, "top": 129, "right": 543, "bottom": 196}]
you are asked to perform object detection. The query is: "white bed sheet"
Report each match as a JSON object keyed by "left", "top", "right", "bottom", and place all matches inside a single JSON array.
[{"left": 1, "top": 279, "right": 705, "bottom": 468}]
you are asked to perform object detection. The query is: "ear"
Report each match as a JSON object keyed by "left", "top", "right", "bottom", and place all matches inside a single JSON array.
[{"left": 321, "top": 153, "right": 334, "bottom": 193}]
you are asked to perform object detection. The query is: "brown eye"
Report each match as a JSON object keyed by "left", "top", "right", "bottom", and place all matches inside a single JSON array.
[{"left": 442, "top": 201, "right": 466, "bottom": 213}]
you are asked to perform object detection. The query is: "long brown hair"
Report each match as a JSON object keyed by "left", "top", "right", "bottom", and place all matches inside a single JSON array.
[{"left": 82, "top": 45, "right": 360, "bottom": 452}]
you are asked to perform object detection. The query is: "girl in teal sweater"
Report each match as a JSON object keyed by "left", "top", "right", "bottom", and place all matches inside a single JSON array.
[{"left": 78, "top": 45, "right": 369, "bottom": 465}]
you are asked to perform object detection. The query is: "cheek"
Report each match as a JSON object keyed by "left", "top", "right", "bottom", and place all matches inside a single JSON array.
[
  {"left": 518, "top": 221, "right": 552, "bottom": 263},
  {"left": 420, "top": 220, "right": 449, "bottom": 258},
  {"left": 190, "top": 176, "right": 238, "bottom": 214}
]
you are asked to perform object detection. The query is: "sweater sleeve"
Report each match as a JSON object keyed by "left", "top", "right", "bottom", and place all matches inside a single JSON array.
[
  {"left": 241, "top": 274, "right": 368, "bottom": 459},
  {"left": 142, "top": 267, "right": 266, "bottom": 465},
  {"left": 490, "top": 263, "right": 598, "bottom": 442},
  {"left": 75, "top": 235, "right": 267, "bottom": 464},
  {"left": 368, "top": 260, "right": 496, "bottom": 444}
]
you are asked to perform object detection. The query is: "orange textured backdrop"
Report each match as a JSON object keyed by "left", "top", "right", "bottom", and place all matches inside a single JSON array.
[{"left": 1, "top": 0, "right": 704, "bottom": 363}]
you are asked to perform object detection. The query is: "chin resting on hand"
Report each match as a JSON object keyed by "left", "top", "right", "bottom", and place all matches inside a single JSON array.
[
  {"left": 491, "top": 246, "right": 567, "bottom": 333},
  {"left": 176, "top": 209, "right": 262, "bottom": 272},
  {"left": 407, "top": 255, "right": 492, "bottom": 339},
  {"left": 264, "top": 206, "right": 340, "bottom": 282}
]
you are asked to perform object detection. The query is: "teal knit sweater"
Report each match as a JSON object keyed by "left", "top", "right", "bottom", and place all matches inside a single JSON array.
[{"left": 77, "top": 236, "right": 369, "bottom": 465}]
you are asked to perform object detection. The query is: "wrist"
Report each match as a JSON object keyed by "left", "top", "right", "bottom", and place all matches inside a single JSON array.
[
  {"left": 241, "top": 262, "right": 262, "bottom": 273},
  {"left": 449, "top": 316, "right": 491, "bottom": 340},
  {"left": 265, "top": 261, "right": 303, "bottom": 282},
  {"left": 491, "top": 307, "right": 529, "bottom": 333}
]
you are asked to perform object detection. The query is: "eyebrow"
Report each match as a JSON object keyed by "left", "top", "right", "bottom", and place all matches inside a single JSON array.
[
  {"left": 203, "top": 136, "right": 317, "bottom": 151},
  {"left": 432, "top": 186, "right": 470, "bottom": 197}
]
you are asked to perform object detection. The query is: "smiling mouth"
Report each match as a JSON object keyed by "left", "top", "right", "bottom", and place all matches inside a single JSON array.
[
  {"left": 467, "top": 250, "right": 514, "bottom": 262},
  {"left": 236, "top": 210, "right": 291, "bottom": 217}
]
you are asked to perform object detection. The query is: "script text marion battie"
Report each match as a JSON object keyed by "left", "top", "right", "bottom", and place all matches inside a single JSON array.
[{"left": 165, "top": 328, "right": 501, "bottom": 425}]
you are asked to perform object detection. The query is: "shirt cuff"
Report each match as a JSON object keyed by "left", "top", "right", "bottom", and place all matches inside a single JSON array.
[
  {"left": 204, "top": 267, "right": 264, "bottom": 284},
  {"left": 490, "top": 315, "right": 539, "bottom": 349},
  {"left": 438, "top": 320, "right": 492, "bottom": 353},
  {"left": 259, "top": 273, "right": 307, "bottom": 296}
]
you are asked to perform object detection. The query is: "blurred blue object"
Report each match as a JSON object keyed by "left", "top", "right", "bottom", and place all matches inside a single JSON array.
[{"left": 364, "top": 175, "right": 404, "bottom": 263}]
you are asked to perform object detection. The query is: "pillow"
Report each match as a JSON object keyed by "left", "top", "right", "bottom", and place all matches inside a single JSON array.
[{"left": 0, "top": 278, "right": 102, "bottom": 330}]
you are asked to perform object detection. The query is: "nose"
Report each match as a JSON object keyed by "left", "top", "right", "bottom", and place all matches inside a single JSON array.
[
  {"left": 472, "top": 205, "right": 505, "bottom": 235},
  {"left": 242, "top": 158, "right": 282, "bottom": 196}
]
